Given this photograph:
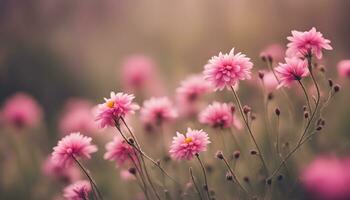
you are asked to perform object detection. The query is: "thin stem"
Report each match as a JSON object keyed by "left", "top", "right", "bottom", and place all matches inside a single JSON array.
[
  {"left": 268, "top": 131, "right": 318, "bottom": 179},
  {"left": 129, "top": 154, "right": 150, "bottom": 200},
  {"left": 268, "top": 54, "right": 321, "bottom": 180},
  {"left": 221, "top": 156, "right": 249, "bottom": 196},
  {"left": 72, "top": 155, "right": 103, "bottom": 200},
  {"left": 196, "top": 154, "right": 211, "bottom": 200},
  {"left": 114, "top": 125, "right": 161, "bottom": 200},
  {"left": 275, "top": 115, "right": 280, "bottom": 156},
  {"left": 117, "top": 121, "right": 180, "bottom": 186},
  {"left": 230, "top": 86, "right": 269, "bottom": 175},
  {"left": 297, "top": 80, "right": 312, "bottom": 113},
  {"left": 189, "top": 167, "right": 203, "bottom": 200}
]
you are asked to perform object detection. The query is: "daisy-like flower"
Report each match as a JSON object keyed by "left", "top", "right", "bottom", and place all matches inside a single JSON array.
[
  {"left": 104, "top": 136, "right": 137, "bottom": 167},
  {"left": 169, "top": 128, "right": 210, "bottom": 160},
  {"left": 52, "top": 132, "right": 98, "bottom": 167},
  {"left": 63, "top": 180, "right": 91, "bottom": 200},
  {"left": 1, "top": 92, "right": 42, "bottom": 129},
  {"left": 176, "top": 74, "right": 211, "bottom": 103},
  {"left": 140, "top": 97, "right": 178, "bottom": 126},
  {"left": 95, "top": 92, "right": 140, "bottom": 128},
  {"left": 199, "top": 102, "right": 242, "bottom": 129},
  {"left": 275, "top": 58, "right": 309, "bottom": 88},
  {"left": 286, "top": 27, "right": 332, "bottom": 59},
  {"left": 337, "top": 60, "right": 350, "bottom": 78},
  {"left": 203, "top": 48, "right": 253, "bottom": 91}
]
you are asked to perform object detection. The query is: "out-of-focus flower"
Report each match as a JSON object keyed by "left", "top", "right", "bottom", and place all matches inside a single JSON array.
[
  {"left": 140, "top": 97, "right": 177, "bottom": 126},
  {"left": 176, "top": 74, "right": 211, "bottom": 103},
  {"left": 199, "top": 102, "right": 241, "bottom": 130},
  {"left": 301, "top": 156, "right": 350, "bottom": 200},
  {"left": 120, "top": 169, "right": 136, "bottom": 181},
  {"left": 121, "top": 55, "right": 156, "bottom": 90},
  {"left": 337, "top": 60, "right": 350, "bottom": 78},
  {"left": 275, "top": 58, "right": 309, "bottom": 88},
  {"left": 169, "top": 128, "right": 210, "bottom": 160},
  {"left": 63, "top": 180, "right": 91, "bottom": 200},
  {"left": 42, "top": 156, "right": 81, "bottom": 183},
  {"left": 59, "top": 99, "right": 97, "bottom": 135},
  {"left": 203, "top": 48, "right": 253, "bottom": 91},
  {"left": 104, "top": 136, "right": 136, "bottom": 167},
  {"left": 260, "top": 43, "right": 285, "bottom": 62},
  {"left": 1, "top": 92, "right": 42, "bottom": 129},
  {"left": 52, "top": 132, "right": 98, "bottom": 167},
  {"left": 286, "top": 27, "right": 332, "bottom": 59},
  {"left": 262, "top": 71, "right": 279, "bottom": 91},
  {"left": 95, "top": 92, "right": 140, "bottom": 128}
]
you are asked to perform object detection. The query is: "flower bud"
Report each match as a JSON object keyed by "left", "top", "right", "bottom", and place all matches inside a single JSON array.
[
  {"left": 215, "top": 151, "right": 224, "bottom": 160},
  {"left": 233, "top": 150, "right": 240, "bottom": 159},
  {"left": 328, "top": 79, "right": 333, "bottom": 87},
  {"left": 334, "top": 84, "right": 340, "bottom": 93},
  {"left": 226, "top": 172, "right": 233, "bottom": 181},
  {"left": 128, "top": 167, "right": 137, "bottom": 175},
  {"left": 275, "top": 108, "right": 281, "bottom": 116}
]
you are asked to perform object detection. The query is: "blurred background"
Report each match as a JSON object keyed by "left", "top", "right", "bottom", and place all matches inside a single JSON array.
[{"left": 1, "top": 0, "right": 350, "bottom": 199}]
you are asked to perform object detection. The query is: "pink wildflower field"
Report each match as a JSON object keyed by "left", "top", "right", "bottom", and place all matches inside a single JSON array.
[{"left": 1, "top": 1, "right": 350, "bottom": 200}]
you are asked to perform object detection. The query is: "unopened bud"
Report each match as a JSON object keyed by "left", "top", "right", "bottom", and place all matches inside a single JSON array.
[
  {"left": 233, "top": 150, "right": 240, "bottom": 159},
  {"left": 275, "top": 108, "right": 280, "bottom": 116},
  {"left": 328, "top": 79, "right": 333, "bottom": 87},
  {"left": 334, "top": 84, "right": 340, "bottom": 93},
  {"left": 226, "top": 172, "right": 233, "bottom": 181},
  {"left": 243, "top": 106, "right": 251, "bottom": 114},
  {"left": 316, "top": 126, "right": 322, "bottom": 131},
  {"left": 215, "top": 151, "right": 224, "bottom": 160},
  {"left": 267, "top": 92, "right": 274, "bottom": 100},
  {"left": 304, "top": 111, "right": 309, "bottom": 118},
  {"left": 250, "top": 150, "right": 258, "bottom": 155},
  {"left": 266, "top": 179, "right": 272, "bottom": 185},
  {"left": 128, "top": 167, "right": 137, "bottom": 175},
  {"left": 128, "top": 138, "right": 135, "bottom": 144},
  {"left": 277, "top": 174, "right": 284, "bottom": 181},
  {"left": 258, "top": 71, "right": 265, "bottom": 79}
]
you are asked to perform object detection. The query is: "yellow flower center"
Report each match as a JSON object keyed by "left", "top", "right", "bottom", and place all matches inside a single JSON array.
[
  {"left": 106, "top": 100, "right": 114, "bottom": 108},
  {"left": 184, "top": 137, "right": 193, "bottom": 144}
]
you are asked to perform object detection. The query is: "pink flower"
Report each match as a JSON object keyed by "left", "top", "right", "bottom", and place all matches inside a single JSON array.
[
  {"left": 275, "top": 58, "right": 309, "bottom": 88},
  {"left": 337, "top": 60, "right": 350, "bottom": 78},
  {"left": 59, "top": 99, "right": 97, "bottom": 135},
  {"left": 121, "top": 55, "right": 155, "bottom": 90},
  {"left": 1, "top": 92, "right": 42, "bottom": 128},
  {"left": 262, "top": 72, "right": 279, "bottom": 91},
  {"left": 140, "top": 97, "right": 178, "bottom": 126},
  {"left": 203, "top": 48, "right": 253, "bottom": 91},
  {"left": 104, "top": 136, "right": 137, "bottom": 167},
  {"left": 260, "top": 43, "right": 285, "bottom": 62},
  {"left": 63, "top": 180, "right": 91, "bottom": 200},
  {"left": 199, "top": 102, "right": 242, "bottom": 129},
  {"left": 301, "top": 156, "right": 350, "bottom": 200},
  {"left": 286, "top": 27, "right": 332, "bottom": 59},
  {"left": 95, "top": 92, "right": 140, "bottom": 128},
  {"left": 169, "top": 128, "right": 210, "bottom": 160},
  {"left": 52, "top": 132, "right": 98, "bottom": 167},
  {"left": 42, "top": 156, "right": 81, "bottom": 183},
  {"left": 176, "top": 74, "right": 211, "bottom": 103}
]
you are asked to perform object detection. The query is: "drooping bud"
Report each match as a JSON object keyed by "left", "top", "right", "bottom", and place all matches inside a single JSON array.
[
  {"left": 233, "top": 150, "right": 240, "bottom": 159},
  {"left": 334, "top": 84, "right": 340, "bottom": 93},
  {"left": 275, "top": 108, "right": 280, "bottom": 116}
]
